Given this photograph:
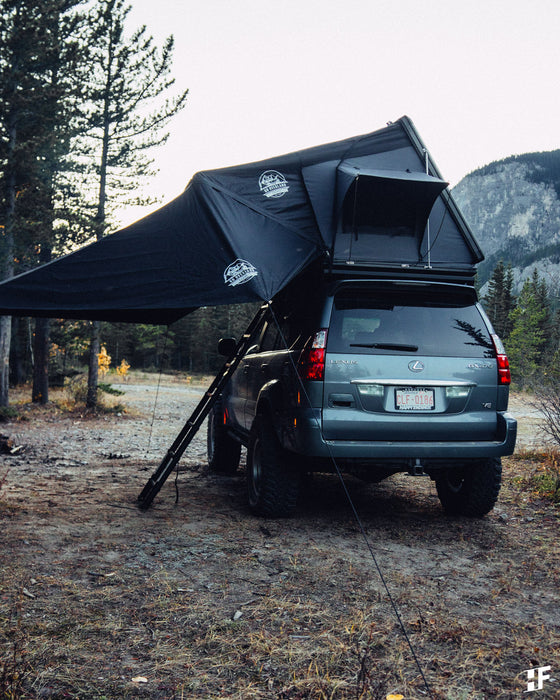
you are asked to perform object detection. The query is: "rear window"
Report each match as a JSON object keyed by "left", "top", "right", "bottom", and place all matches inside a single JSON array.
[{"left": 328, "top": 287, "right": 494, "bottom": 358}]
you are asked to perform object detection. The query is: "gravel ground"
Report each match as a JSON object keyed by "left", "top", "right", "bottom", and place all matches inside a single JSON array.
[
  {"left": 14, "top": 381, "right": 208, "bottom": 461},
  {"left": 0, "top": 379, "right": 558, "bottom": 699}
]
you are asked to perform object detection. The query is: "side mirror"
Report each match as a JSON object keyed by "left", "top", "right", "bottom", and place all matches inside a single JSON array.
[{"left": 217, "top": 337, "right": 237, "bottom": 357}]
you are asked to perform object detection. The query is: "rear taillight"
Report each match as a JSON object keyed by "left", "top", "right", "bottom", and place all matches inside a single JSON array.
[
  {"left": 298, "top": 329, "right": 328, "bottom": 381},
  {"left": 491, "top": 334, "right": 511, "bottom": 385}
]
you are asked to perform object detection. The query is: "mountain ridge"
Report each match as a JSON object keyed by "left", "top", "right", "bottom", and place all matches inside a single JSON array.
[{"left": 452, "top": 149, "right": 560, "bottom": 295}]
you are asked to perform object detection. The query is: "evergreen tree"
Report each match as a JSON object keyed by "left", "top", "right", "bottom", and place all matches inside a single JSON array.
[
  {"left": 549, "top": 309, "right": 560, "bottom": 368},
  {"left": 483, "top": 260, "right": 515, "bottom": 340},
  {"left": 507, "top": 273, "right": 548, "bottom": 388},
  {"left": 0, "top": 0, "right": 42, "bottom": 405},
  {"left": 0, "top": 0, "right": 86, "bottom": 405},
  {"left": 29, "top": 2, "right": 87, "bottom": 404},
  {"left": 532, "top": 267, "right": 553, "bottom": 364},
  {"left": 78, "top": 0, "right": 188, "bottom": 409}
]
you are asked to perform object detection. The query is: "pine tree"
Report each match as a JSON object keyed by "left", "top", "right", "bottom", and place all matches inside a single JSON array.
[
  {"left": 0, "top": 0, "right": 41, "bottom": 405},
  {"left": 78, "top": 0, "right": 188, "bottom": 409},
  {"left": 30, "top": 2, "right": 87, "bottom": 404},
  {"left": 483, "top": 260, "right": 515, "bottom": 340},
  {"left": 0, "top": 0, "right": 86, "bottom": 405},
  {"left": 507, "top": 272, "right": 548, "bottom": 388},
  {"left": 532, "top": 268, "right": 553, "bottom": 365}
]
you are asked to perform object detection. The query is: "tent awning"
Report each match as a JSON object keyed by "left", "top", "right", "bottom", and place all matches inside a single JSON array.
[{"left": 0, "top": 116, "right": 483, "bottom": 324}]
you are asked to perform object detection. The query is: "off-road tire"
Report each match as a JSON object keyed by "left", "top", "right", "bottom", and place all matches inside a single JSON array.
[
  {"left": 207, "top": 401, "right": 241, "bottom": 474},
  {"left": 247, "top": 415, "right": 300, "bottom": 517},
  {"left": 435, "top": 457, "right": 502, "bottom": 517}
]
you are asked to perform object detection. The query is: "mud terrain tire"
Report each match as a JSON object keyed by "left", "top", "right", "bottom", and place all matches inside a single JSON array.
[
  {"left": 435, "top": 457, "right": 502, "bottom": 516},
  {"left": 247, "top": 415, "right": 300, "bottom": 517},
  {"left": 207, "top": 401, "right": 241, "bottom": 474}
]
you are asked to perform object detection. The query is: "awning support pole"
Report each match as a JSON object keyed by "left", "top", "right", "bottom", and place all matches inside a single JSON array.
[{"left": 137, "top": 302, "right": 270, "bottom": 509}]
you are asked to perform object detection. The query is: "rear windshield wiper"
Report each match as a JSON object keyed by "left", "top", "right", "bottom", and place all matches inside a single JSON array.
[{"left": 350, "top": 342, "right": 419, "bottom": 352}]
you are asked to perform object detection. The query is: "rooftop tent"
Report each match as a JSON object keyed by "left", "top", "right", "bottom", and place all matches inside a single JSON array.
[{"left": 0, "top": 116, "right": 483, "bottom": 324}]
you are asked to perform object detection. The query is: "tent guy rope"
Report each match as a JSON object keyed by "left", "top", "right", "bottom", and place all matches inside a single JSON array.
[{"left": 268, "top": 303, "right": 434, "bottom": 699}]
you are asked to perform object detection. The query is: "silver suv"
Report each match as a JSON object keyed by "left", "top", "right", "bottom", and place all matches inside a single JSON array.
[{"left": 207, "top": 272, "right": 517, "bottom": 517}]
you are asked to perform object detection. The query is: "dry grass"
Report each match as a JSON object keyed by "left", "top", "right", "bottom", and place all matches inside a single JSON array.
[
  {"left": 0, "top": 394, "right": 559, "bottom": 699},
  {"left": 509, "top": 450, "right": 560, "bottom": 504}
]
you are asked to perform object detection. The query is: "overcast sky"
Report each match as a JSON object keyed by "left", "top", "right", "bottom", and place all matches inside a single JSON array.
[{"left": 121, "top": 0, "right": 560, "bottom": 225}]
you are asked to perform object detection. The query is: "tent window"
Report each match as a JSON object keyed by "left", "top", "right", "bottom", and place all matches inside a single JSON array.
[
  {"left": 341, "top": 177, "right": 426, "bottom": 237},
  {"left": 334, "top": 175, "right": 444, "bottom": 265}
]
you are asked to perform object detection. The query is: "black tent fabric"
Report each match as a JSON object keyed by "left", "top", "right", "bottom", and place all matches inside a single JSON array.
[{"left": 0, "top": 116, "right": 483, "bottom": 324}]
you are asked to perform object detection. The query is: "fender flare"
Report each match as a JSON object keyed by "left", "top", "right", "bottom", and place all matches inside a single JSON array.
[{"left": 254, "top": 379, "right": 284, "bottom": 439}]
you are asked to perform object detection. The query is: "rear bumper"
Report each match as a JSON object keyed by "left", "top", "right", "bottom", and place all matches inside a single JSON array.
[{"left": 287, "top": 410, "right": 517, "bottom": 460}]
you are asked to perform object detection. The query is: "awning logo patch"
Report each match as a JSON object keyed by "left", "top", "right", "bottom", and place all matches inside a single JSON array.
[
  {"left": 224, "top": 259, "right": 258, "bottom": 287},
  {"left": 259, "top": 170, "right": 289, "bottom": 198}
]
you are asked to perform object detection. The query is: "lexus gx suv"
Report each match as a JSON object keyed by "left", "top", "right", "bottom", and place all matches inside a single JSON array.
[{"left": 207, "top": 274, "right": 517, "bottom": 518}]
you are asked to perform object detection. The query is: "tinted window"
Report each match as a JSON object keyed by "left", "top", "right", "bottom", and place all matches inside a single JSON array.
[
  {"left": 259, "top": 323, "right": 282, "bottom": 352},
  {"left": 259, "top": 314, "right": 302, "bottom": 352},
  {"left": 328, "top": 288, "right": 494, "bottom": 358}
]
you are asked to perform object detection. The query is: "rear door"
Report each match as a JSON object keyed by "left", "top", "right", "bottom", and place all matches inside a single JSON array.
[
  {"left": 242, "top": 317, "right": 296, "bottom": 429},
  {"left": 243, "top": 322, "right": 279, "bottom": 428},
  {"left": 322, "top": 283, "right": 499, "bottom": 442}
]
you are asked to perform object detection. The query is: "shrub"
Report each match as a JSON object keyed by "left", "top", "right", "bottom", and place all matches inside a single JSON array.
[
  {"left": 0, "top": 406, "right": 19, "bottom": 423},
  {"left": 65, "top": 376, "right": 126, "bottom": 413}
]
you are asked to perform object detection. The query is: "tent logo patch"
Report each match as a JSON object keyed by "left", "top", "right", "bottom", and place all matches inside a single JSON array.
[
  {"left": 224, "top": 259, "right": 258, "bottom": 287},
  {"left": 258, "top": 170, "right": 289, "bottom": 198}
]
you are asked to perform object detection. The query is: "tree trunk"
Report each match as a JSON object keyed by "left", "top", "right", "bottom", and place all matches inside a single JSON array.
[
  {"left": 85, "top": 105, "right": 110, "bottom": 411},
  {"left": 86, "top": 320, "right": 100, "bottom": 409},
  {"left": 32, "top": 318, "right": 50, "bottom": 403},
  {"left": 0, "top": 167, "right": 16, "bottom": 406},
  {"left": 31, "top": 241, "right": 52, "bottom": 403},
  {"left": 0, "top": 316, "right": 11, "bottom": 406},
  {"left": 9, "top": 317, "right": 29, "bottom": 386}
]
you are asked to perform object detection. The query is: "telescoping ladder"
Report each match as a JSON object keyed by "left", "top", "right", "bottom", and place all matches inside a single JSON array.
[{"left": 137, "top": 303, "right": 270, "bottom": 509}]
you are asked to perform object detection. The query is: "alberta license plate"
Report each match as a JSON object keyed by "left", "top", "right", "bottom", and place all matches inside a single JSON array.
[{"left": 395, "top": 387, "right": 435, "bottom": 410}]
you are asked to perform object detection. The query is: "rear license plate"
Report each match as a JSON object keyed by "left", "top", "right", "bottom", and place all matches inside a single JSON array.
[{"left": 395, "top": 387, "right": 435, "bottom": 410}]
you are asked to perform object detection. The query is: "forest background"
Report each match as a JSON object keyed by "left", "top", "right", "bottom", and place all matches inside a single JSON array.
[
  {"left": 1, "top": 1, "right": 558, "bottom": 407},
  {"left": 0, "top": 0, "right": 189, "bottom": 407}
]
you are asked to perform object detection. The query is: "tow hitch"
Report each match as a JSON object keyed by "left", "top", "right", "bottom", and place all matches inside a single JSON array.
[{"left": 408, "top": 458, "right": 428, "bottom": 477}]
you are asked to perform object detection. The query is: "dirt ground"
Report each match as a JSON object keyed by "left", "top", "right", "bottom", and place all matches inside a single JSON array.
[{"left": 0, "top": 378, "right": 559, "bottom": 699}]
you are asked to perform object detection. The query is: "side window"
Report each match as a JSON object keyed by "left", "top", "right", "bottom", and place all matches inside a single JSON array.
[
  {"left": 259, "top": 323, "right": 280, "bottom": 352},
  {"left": 259, "top": 316, "right": 297, "bottom": 352}
]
